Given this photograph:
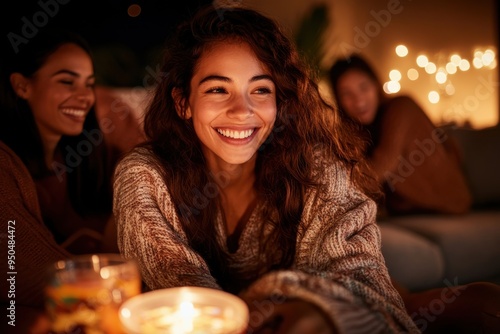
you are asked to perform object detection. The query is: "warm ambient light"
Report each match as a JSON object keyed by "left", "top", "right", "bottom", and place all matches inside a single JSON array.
[
  {"left": 407, "top": 68, "right": 419, "bottom": 81},
  {"left": 473, "top": 57, "right": 484, "bottom": 69},
  {"left": 389, "top": 69, "right": 402, "bottom": 81},
  {"left": 482, "top": 53, "right": 494, "bottom": 66},
  {"left": 128, "top": 4, "right": 141, "bottom": 17},
  {"left": 395, "top": 45, "right": 409, "bottom": 57},
  {"left": 435, "top": 70, "right": 447, "bottom": 84},
  {"left": 472, "top": 49, "right": 496, "bottom": 69},
  {"left": 484, "top": 49, "right": 495, "bottom": 62},
  {"left": 416, "top": 55, "right": 429, "bottom": 67},
  {"left": 428, "top": 91, "right": 440, "bottom": 104},
  {"left": 424, "top": 62, "right": 437, "bottom": 74},
  {"left": 383, "top": 81, "right": 401, "bottom": 94},
  {"left": 459, "top": 59, "right": 470, "bottom": 71},
  {"left": 446, "top": 62, "right": 457, "bottom": 74},
  {"left": 450, "top": 54, "right": 461, "bottom": 65},
  {"left": 445, "top": 83, "right": 455, "bottom": 96},
  {"left": 390, "top": 46, "right": 497, "bottom": 127},
  {"left": 474, "top": 50, "right": 484, "bottom": 59}
]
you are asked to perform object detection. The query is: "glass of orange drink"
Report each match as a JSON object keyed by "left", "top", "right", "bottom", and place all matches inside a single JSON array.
[{"left": 45, "top": 254, "right": 141, "bottom": 334}]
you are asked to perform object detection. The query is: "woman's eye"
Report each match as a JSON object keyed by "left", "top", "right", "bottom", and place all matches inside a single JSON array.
[
  {"left": 254, "top": 87, "right": 272, "bottom": 94},
  {"left": 206, "top": 87, "right": 226, "bottom": 94},
  {"left": 60, "top": 80, "right": 73, "bottom": 85}
]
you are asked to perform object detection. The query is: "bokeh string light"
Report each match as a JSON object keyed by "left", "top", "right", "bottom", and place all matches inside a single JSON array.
[{"left": 383, "top": 45, "right": 497, "bottom": 106}]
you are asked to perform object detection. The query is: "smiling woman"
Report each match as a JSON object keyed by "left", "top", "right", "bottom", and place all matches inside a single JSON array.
[
  {"left": 181, "top": 41, "right": 277, "bottom": 171},
  {"left": 10, "top": 43, "right": 96, "bottom": 166},
  {"left": 113, "top": 4, "right": 419, "bottom": 334},
  {"left": 0, "top": 29, "right": 143, "bottom": 321}
]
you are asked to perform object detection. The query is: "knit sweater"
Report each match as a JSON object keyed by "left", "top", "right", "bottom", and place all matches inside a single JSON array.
[
  {"left": 113, "top": 147, "right": 419, "bottom": 333},
  {"left": 0, "top": 142, "right": 70, "bottom": 307}
]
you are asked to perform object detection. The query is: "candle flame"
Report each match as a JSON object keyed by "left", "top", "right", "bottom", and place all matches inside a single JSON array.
[{"left": 172, "top": 301, "right": 197, "bottom": 333}]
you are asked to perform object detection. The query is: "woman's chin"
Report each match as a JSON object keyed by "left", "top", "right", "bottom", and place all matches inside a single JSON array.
[{"left": 357, "top": 113, "right": 376, "bottom": 125}]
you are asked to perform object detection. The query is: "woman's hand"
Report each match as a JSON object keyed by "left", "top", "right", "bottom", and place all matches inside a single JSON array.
[{"left": 250, "top": 299, "right": 336, "bottom": 334}]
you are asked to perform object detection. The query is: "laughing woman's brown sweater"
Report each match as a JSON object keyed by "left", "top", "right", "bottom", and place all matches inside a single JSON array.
[{"left": 114, "top": 147, "right": 419, "bottom": 333}]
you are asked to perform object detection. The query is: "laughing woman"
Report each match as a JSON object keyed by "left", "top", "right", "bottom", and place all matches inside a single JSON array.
[
  {"left": 0, "top": 29, "right": 141, "bottom": 316},
  {"left": 113, "top": 5, "right": 419, "bottom": 334}
]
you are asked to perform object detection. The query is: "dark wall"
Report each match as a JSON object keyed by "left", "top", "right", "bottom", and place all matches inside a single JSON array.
[{"left": 2, "top": 0, "right": 212, "bottom": 86}]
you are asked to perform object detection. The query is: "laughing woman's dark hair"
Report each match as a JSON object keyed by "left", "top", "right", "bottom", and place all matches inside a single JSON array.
[
  {"left": 0, "top": 29, "right": 112, "bottom": 216},
  {"left": 141, "top": 5, "right": 380, "bottom": 290}
]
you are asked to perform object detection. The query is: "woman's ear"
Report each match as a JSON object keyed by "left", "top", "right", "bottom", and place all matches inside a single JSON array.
[
  {"left": 172, "top": 88, "right": 192, "bottom": 119},
  {"left": 10, "top": 73, "right": 30, "bottom": 100}
]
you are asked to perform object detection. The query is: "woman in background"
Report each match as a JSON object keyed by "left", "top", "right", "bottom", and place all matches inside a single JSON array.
[
  {"left": 329, "top": 54, "right": 500, "bottom": 333},
  {"left": 114, "top": 5, "right": 419, "bottom": 333},
  {"left": 329, "top": 54, "right": 471, "bottom": 216},
  {"left": 0, "top": 29, "right": 142, "bottom": 320}
]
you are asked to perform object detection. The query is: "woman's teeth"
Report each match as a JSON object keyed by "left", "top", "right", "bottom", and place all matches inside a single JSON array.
[
  {"left": 217, "top": 128, "right": 254, "bottom": 139},
  {"left": 62, "top": 109, "right": 86, "bottom": 117}
]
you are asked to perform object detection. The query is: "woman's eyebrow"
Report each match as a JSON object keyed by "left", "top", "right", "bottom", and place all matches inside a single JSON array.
[
  {"left": 250, "top": 74, "right": 273, "bottom": 83},
  {"left": 198, "top": 74, "right": 273, "bottom": 86},
  {"left": 51, "top": 69, "right": 95, "bottom": 80},
  {"left": 198, "top": 75, "right": 230, "bottom": 85},
  {"left": 51, "top": 69, "right": 80, "bottom": 77}
]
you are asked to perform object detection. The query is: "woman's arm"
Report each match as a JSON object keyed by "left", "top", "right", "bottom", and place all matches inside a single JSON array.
[
  {"left": 0, "top": 142, "right": 69, "bottom": 308},
  {"left": 113, "top": 148, "right": 219, "bottom": 291},
  {"left": 370, "top": 95, "right": 471, "bottom": 214},
  {"left": 240, "top": 162, "right": 419, "bottom": 334}
]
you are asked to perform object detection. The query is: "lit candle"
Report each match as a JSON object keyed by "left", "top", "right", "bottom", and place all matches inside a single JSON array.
[
  {"left": 175, "top": 302, "right": 197, "bottom": 332},
  {"left": 120, "top": 287, "right": 249, "bottom": 334}
]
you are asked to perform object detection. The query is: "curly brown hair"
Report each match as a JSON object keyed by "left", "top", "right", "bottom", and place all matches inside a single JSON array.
[{"left": 141, "top": 5, "right": 380, "bottom": 292}]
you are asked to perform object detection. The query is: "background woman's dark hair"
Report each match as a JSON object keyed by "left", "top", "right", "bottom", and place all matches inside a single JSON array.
[
  {"left": 0, "top": 28, "right": 113, "bottom": 216},
  {"left": 142, "top": 5, "right": 381, "bottom": 292}
]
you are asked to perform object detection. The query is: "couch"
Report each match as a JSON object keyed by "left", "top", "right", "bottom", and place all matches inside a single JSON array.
[{"left": 379, "top": 125, "right": 500, "bottom": 292}]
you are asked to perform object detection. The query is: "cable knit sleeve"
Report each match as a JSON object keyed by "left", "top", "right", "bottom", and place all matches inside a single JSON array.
[
  {"left": 113, "top": 148, "right": 219, "bottom": 291},
  {"left": 239, "top": 162, "right": 419, "bottom": 334}
]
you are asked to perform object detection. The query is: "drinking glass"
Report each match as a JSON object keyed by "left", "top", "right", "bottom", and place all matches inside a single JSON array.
[{"left": 45, "top": 253, "right": 141, "bottom": 334}]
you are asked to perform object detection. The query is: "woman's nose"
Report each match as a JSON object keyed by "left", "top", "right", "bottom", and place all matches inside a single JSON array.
[
  {"left": 75, "top": 86, "right": 95, "bottom": 104},
  {"left": 227, "top": 93, "right": 253, "bottom": 119},
  {"left": 354, "top": 96, "right": 365, "bottom": 108}
]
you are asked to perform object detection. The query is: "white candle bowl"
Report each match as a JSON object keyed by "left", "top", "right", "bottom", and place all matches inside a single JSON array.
[{"left": 119, "top": 286, "right": 249, "bottom": 334}]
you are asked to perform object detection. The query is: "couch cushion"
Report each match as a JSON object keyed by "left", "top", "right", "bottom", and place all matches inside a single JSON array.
[
  {"left": 387, "top": 211, "right": 500, "bottom": 285},
  {"left": 378, "top": 223, "right": 445, "bottom": 291},
  {"left": 449, "top": 126, "right": 500, "bottom": 208}
]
